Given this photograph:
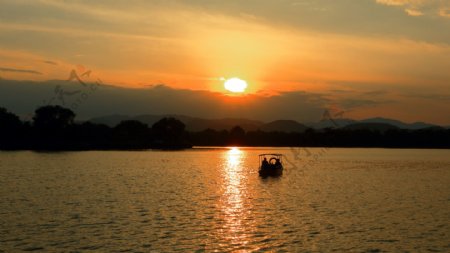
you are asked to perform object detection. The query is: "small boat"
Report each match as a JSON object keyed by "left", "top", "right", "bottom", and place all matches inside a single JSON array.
[{"left": 258, "top": 153, "right": 283, "bottom": 177}]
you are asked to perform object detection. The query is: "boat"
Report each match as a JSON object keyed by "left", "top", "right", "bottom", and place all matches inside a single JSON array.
[{"left": 258, "top": 153, "right": 283, "bottom": 177}]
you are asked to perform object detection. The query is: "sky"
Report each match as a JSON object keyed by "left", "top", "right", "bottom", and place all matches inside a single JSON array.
[{"left": 0, "top": 0, "right": 449, "bottom": 124}]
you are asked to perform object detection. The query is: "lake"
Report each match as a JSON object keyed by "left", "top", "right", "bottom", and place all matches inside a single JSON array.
[{"left": 1, "top": 148, "right": 449, "bottom": 252}]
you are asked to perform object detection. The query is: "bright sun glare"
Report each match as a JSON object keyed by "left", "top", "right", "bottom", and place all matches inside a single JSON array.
[{"left": 224, "top": 78, "right": 248, "bottom": 93}]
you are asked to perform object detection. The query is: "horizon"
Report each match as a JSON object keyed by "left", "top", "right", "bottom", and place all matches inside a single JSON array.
[
  {"left": 87, "top": 111, "right": 446, "bottom": 127},
  {"left": 1, "top": 0, "right": 450, "bottom": 124}
]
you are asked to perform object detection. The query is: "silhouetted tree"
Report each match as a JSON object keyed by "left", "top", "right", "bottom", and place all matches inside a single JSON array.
[
  {"left": 113, "top": 120, "right": 150, "bottom": 148},
  {"left": 115, "top": 120, "right": 148, "bottom": 134},
  {"left": 151, "top": 117, "right": 188, "bottom": 148},
  {"left": 0, "top": 107, "right": 23, "bottom": 149},
  {"left": 73, "top": 122, "right": 112, "bottom": 149},
  {"left": 229, "top": 125, "right": 245, "bottom": 145},
  {"left": 0, "top": 107, "right": 21, "bottom": 130},
  {"left": 33, "top": 105, "right": 75, "bottom": 130},
  {"left": 31, "top": 105, "right": 76, "bottom": 149}
]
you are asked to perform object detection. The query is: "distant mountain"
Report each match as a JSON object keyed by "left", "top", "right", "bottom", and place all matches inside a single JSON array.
[
  {"left": 343, "top": 122, "right": 399, "bottom": 132},
  {"left": 306, "top": 117, "right": 439, "bottom": 130},
  {"left": 90, "top": 114, "right": 188, "bottom": 127},
  {"left": 359, "top": 117, "right": 437, "bottom": 130},
  {"left": 88, "top": 114, "right": 131, "bottom": 126},
  {"left": 305, "top": 118, "right": 356, "bottom": 129},
  {"left": 186, "top": 117, "right": 262, "bottom": 132},
  {"left": 89, "top": 114, "right": 444, "bottom": 132},
  {"left": 89, "top": 115, "right": 312, "bottom": 132},
  {"left": 259, "top": 120, "right": 308, "bottom": 132},
  {"left": 89, "top": 114, "right": 263, "bottom": 132}
]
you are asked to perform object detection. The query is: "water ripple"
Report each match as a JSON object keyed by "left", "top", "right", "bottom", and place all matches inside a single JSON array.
[{"left": 0, "top": 149, "right": 449, "bottom": 252}]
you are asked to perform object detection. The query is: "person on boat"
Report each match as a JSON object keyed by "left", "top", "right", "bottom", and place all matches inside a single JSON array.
[
  {"left": 275, "top": 158, "right": 281, "bottom": 167},
  {"left": 262, "top": 157, "right": 269, "bottom": 168}
]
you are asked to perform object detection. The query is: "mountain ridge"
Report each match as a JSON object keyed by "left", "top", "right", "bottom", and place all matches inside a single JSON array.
[{"left": 89, "top": 114, "right": 442, "bottom": 132}]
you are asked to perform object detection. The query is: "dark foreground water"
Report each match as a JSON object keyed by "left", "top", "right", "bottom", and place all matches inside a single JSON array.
[{"left": 1, "top": 148, "right": 449, "bottom": 252}]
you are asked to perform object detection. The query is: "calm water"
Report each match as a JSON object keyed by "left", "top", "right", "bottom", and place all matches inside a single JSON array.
[{"left": 1, "top": 148, "right": 449, "bottom": 252}]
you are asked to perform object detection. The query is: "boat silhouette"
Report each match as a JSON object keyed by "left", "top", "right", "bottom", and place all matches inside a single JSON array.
[{"left": 258, "top": 153, "right": 283, "bottom": 177}]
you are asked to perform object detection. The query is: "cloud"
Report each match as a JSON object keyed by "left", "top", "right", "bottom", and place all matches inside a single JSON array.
[
  {"left": 1, "top": 78, "right": 448, "bottom": 125},
  {"left": 405, "top": 8, "right": 423, "bottom": 16},
  {"left": 404, "top": 93, "right": 450, "bottom": 101},
  {"left": 42, "top": 60, "right": 58, "bottom": 65},
  {"left": 330, "top": 89, "right": 355, "bottom": 94},
  {"left": 0, "top": 79, "right": 329, "bottom": 122},
  {"left": 375, "top": 0, "right": 414, "bottom": 6},
  {"left": 0, "top": 67, "right": 42, "bottom": 75},
  {"left": 375, "top": 0, "right": 450, "bottom": 18},
  {"left": 363, "top": 90, "right": 389, "bottom": 96},
  {"left": 439, "top": 8, "right": 450, "bottom": 18},
  {"left": 339, "top": 99, "right": 382, "bottom": 110}
]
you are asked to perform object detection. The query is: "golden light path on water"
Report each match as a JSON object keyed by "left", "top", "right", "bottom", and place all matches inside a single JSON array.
[{"left": 219, "top": 147, "right": 253, "bottom": 251}]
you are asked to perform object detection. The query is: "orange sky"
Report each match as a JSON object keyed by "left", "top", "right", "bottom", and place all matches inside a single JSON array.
[{"left": 0, "top": 0, "right": 449, "bottom": 124}]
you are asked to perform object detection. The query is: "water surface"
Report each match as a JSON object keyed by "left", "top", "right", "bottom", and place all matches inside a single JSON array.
[{"left": 1, "top": 148, "right": 449, "bottom": 252}]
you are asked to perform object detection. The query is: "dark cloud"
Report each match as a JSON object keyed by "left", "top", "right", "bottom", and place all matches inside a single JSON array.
[
  {"left": 0, "top": 67, "right": 42, "bottom": 75},
  {"left": 1, "top": 79, "right": 446, "bottom": 124},
  {"left": 42, "top": 60, "right": 58, "bottom": 65},
  {"left": 0, "top": 79, "right": 331, "bottom": 122},
  {"left": 363, "top": 90, "right": 388, "bottom": 96},
  {"left": 404, "top": 93, "right": 450, "bottom": 101},
  {"left": 330, "top": 89, "right": 355, "bottom": 94},
  {"left": 339, "top": 98, "right": 381, "bottom": 109}
]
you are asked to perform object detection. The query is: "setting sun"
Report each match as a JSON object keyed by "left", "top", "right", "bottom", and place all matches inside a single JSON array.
[{"left": 224, "top": 78, "right": 248, "bottom": 93}]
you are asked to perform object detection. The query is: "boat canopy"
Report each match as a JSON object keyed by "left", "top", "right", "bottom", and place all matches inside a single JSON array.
[{"left": 258, "top": 153, "right": 283, "bottom": 157}]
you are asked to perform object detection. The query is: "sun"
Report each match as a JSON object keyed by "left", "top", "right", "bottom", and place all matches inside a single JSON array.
[{"left": 224, "top": 77, "right": 248, "bottom": 93}]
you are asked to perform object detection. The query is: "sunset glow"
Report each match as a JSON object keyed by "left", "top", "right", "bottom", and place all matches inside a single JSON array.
[{"left": 0, "top": 0, "right": 449, "bottom": 124}]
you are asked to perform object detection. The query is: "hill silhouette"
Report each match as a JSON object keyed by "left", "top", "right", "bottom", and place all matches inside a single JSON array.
[
  {"left": 259, "top": 120, "right": 308, "bottom": 132},
  {"left": 90, "top": 114, "right": 443, "bottom": 132},
  {"left": 343, "top": 122, "right": 399, "bottom": 132},
  {"left": 1, "top": 105, "right": 449, "bottom": 150},
  {"left": 359, "top": 117, "right": 437, "bottom": 129},
  {"left": 91, "top": 114, "right": 266, "bottom": 131}
]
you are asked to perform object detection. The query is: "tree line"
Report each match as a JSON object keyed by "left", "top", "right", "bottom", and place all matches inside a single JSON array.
[
  {"left": 198, "top": 126, "right": 450, "bottom": 148},
  {"left": 1, "top": 105, "right": 449, "bottom": 150},
  {"left": 0, "top": 106, "right": 189, "bottom": 150}
]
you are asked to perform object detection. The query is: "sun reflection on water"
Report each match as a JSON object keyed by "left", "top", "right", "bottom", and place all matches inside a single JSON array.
[
  {"left": 218, "top": 147, "right": 252, "bottom": 251},
  {"left": 225, "top": 147, "right": 243, "bottom": 208}
]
